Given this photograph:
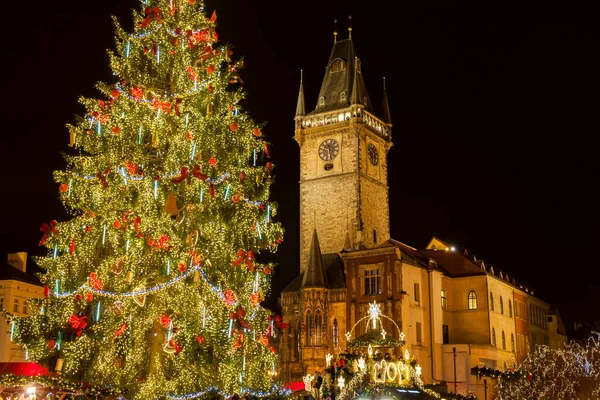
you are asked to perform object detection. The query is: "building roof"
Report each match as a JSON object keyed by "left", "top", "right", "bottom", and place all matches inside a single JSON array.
[
  {"left": 309, "top": 38, "right": 372, "bottom": 115},
  {"left": 295, "top": 71, "right": 306, "bottom": 117},
  {"left": 282, "top": 253, "right": 346, "bottom": 293},
  {"left": 301, "top": 229, "right": 329, "bottom": 288},
  {"left": 420, "top": 249, "right": 485, "bottom": 277},
  {"left": 0, "top": 262, "right": 42, "bottom": 286}
]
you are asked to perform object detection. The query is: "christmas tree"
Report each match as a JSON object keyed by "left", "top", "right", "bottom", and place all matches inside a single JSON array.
[{"left": 7, "top": 0, "right": 284, "bottom": 398}]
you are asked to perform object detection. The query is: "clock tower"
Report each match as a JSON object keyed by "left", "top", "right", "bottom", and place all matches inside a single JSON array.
[{"left": 294, "top": 28, "right": 393, "bottom": 272}]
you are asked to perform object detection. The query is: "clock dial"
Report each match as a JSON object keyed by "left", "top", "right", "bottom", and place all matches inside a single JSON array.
[
  {"left": 368, "top": 143, "right": 379, "bottom": 166},
  {"left": 319, "top": 138, "right": 339, "bottom": 161}
]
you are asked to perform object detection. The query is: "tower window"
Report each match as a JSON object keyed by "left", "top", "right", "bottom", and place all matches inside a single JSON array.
[
  {"left": 373, "top": 229, "right": 377, "bottom": 243},
  {"left": 330, "top": 59, "right": 346, "bottom": 72},
  {"left": 340, "top": 91, "right": 347, "bottom": 101},
  {"left": 305, "top": 311, "right": 313, "bottom": 345},
  {"left": 468, "top": 290, "right": 478, "bottom": 310},
  {"left": 364, "top": 268, "right": 381, "bottom": 295},
  {"left": 443, "top": 324, "right": 449, "bottom": 344},
  {"left": 441, "top": 290, "right": 447, "bottom": 310},
  {"left": 319, "top": 97, "right": 325, "bottom": 106}
]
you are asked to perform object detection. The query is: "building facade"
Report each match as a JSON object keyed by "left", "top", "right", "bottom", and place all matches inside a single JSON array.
[
  {"left": 278, "top": 26, "right": 568, "bottom": 399},
  {"left": 0, "top": 252, "right": 44, "bottom": 364}
]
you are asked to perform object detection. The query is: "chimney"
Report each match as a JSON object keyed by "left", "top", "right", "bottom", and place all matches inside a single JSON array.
[{"left": 7, "top": 252, "right": 27, "bottom": 273}]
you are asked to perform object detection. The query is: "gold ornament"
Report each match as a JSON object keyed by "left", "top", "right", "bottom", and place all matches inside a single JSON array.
[
  {"left": 163, "top": 191, "right": 180, "bottom": 216},
  {"left": 55, "top": 358, "right": 64, "bottom": 372},
  {"left": 125, "top": 271, "right": 133, "bottom": 284}
]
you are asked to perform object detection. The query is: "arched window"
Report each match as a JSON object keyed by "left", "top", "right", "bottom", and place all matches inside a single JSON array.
[
  {"left": 333, "top": 319, "right": 339, "bottom": 348},
  {"left": 500, "top": 296, "right": 504, "bottom": 314},
  {"left": 509, "top": 300, "right": 513, "bottom": 318},
  {"left": 294, "top": 320, "right": 301, "bottom": 360},
  {"left": 340, "top": 92, "right": 347, "bottom": 101},
  {"left": 330, "top": 59, "right": 346, "bottom": 72},
  {"left": 315, "top": 311, "right": 323, "bottom": 345},
  {"left": 305, "top": 311, "right": 313, "bottom": 345},
  {"left": 511, "top": 333, "right": 515, "bottom": 352},
  {"left": 491, "top": 328, "right": 496, "bottom": 347},
  {"left": 502, "top": 331, "right": 506, "bottom": 350},
  {"left": 490, "top": 292, "right": 494, "bottom": 311},
  {"left": 468, "top": 291, "right": 478, "bottom": 310},
  {"left": 319, "top": 97, "right": 325, "bottom": 106}
]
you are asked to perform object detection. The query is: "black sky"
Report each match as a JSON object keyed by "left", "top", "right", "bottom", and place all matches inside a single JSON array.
[{"left": 0, "top": 1, "right": 598, "bottom": 329}]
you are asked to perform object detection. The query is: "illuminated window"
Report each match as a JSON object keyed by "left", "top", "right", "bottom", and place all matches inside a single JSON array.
[
  {"left": 13, "top": 299, "right": 19, "bottom": 313},
  {"left": 468, "top": 291, "right": 478, "bottom": 310},
  {"left": 509, "top": 300, "right": 513, "bottom": 318},
  {"left": 441, "top": 290, "right": 447, "bottom": 310},
  {"left": 500, "top": 296, "right": 504, "bottom": 314},
  {"left": 364, "top": 268, "right": 381, "bottom": 295},
  {"left": 502, "top": 331, "right": 506, "bottom": 350},
  {"left": 492, "top": 328, "right": 496, "bottom": 347},
  {"left": 490, "top": 292, "right": 494, "bottom": 311},
  {"left": 330, "top": 59, "right": 346, "bottom": 72},
  {"left": 23, "top": 301, "right": 28, "bottom": 315}
]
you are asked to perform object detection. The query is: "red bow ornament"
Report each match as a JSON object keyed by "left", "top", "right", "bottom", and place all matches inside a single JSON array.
[
  {"left": 89, "top": 272, "right": 104, "bottom": 290},
  {"left": 39, "top": 220, "right": 58, "bottom": 246},
  {"left": 191, "top": 164, "right": 208, "bottom": 181},
  {"left": 231, "top": 249, "right": 255, "bottom": 271},
  {"left": 115, "top": 323, "right": 128, "bottom": 337},
  {"left": 69, "top": 314, "right": 88, "bottom": 336},
  {"left": 230, "top": 307, "right": 251, "bottom": 330},
  {"left": 159, "top": 315, "right": 172, "bottom": 329},
  {"left": 139, "top": 7, "right": 162, "bottom": 28},
  {"left": 223, "top": 289, "right": 237, "bottom": 306},
  {"left": 171, "top": 167, "right": 189, "bottom": 184},
  {"left": 274, "top": 314, "right": 290, "bottom": 330}
]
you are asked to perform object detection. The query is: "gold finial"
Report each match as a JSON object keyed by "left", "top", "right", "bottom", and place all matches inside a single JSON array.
[
  {"left": 300, "top": 69, "right": 303, "bottom": 83},
  {"left": 348, "top": 15, "right": 352, "bottom": 39},
  {"left": 334, "top": 19, "right": 338, "bottom": 43}
]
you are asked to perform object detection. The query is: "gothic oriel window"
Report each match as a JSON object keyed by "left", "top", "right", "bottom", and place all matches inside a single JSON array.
[
  {"left": 364, "top": 268, "right": 381, "bottom": 295},
  {"left": 315, "top": 310, "right": 323, "bottom": 345},
  {"left": 305, "top": 311, "right": 313, "bottom": 345},
  {"left": 468, "top": 290, "right": 478, "bottom": 310},
  {"left": 333, "top": 318, "right": 339, "bottom": 348}
]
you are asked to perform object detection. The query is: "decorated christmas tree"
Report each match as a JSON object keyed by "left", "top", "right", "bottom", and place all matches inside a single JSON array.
[{"left": 6, "top": 0, "right": 284, "bottom": 398}]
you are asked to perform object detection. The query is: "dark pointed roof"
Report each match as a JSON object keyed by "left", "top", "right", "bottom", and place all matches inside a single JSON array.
[
  {"left": 282, "top": 253, "right": 345, "bottom": 293},
  {"left": 381, "top": 77, "right": 392, "bottom": 124},
  {"left": 310, "top": 38, "right": 372, "bottom": 115},
  {"left": 301, "top": 229, "right": 328, "bottom": 288},
  {"left": 295, "top": 70, "right": 306, "bottom": 117}
]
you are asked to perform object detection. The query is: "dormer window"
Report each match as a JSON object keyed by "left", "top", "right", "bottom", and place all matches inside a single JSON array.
[
  {"left": 340, "top": 91, "right": 347, "bottom": 101},
  {"left": 330, "top": 59, "right": 346, "bottom": 72},
  {"left": 319, "top": 96, "right": 325, "bottom": 106}
]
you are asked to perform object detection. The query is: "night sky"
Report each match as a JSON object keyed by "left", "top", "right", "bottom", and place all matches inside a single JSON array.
[{"left": 0, "top": 1, "right": 597, "bottom": 330}]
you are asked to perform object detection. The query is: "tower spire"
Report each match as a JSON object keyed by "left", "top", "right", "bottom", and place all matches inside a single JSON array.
[
  {"left": 348, "top": 15, "right": 352, "bottom": 39},
  {"left": 333, "top": 19, "right": 338, "bottom": 43},
  {"left": 301, "top": 229, "right": 328, "bottom": 288},
  {"left": 295, "top": 69, "right": 305, "bottom": 118},
  {"left": 381, "top": 76, "right": 392, "bottom": 124}
]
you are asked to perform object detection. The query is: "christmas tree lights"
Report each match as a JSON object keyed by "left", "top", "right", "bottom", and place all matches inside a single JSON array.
[{"left": 3, "top": 1, "right": 285, "bottom": 398}]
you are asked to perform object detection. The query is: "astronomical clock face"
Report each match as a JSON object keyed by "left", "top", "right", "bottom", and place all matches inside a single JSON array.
[
  {"left": 368, "top": 143, "right": 379, "bottom": 166},
  {"left": 319, "top": 138, "right": 339, "bottom": 161}
]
